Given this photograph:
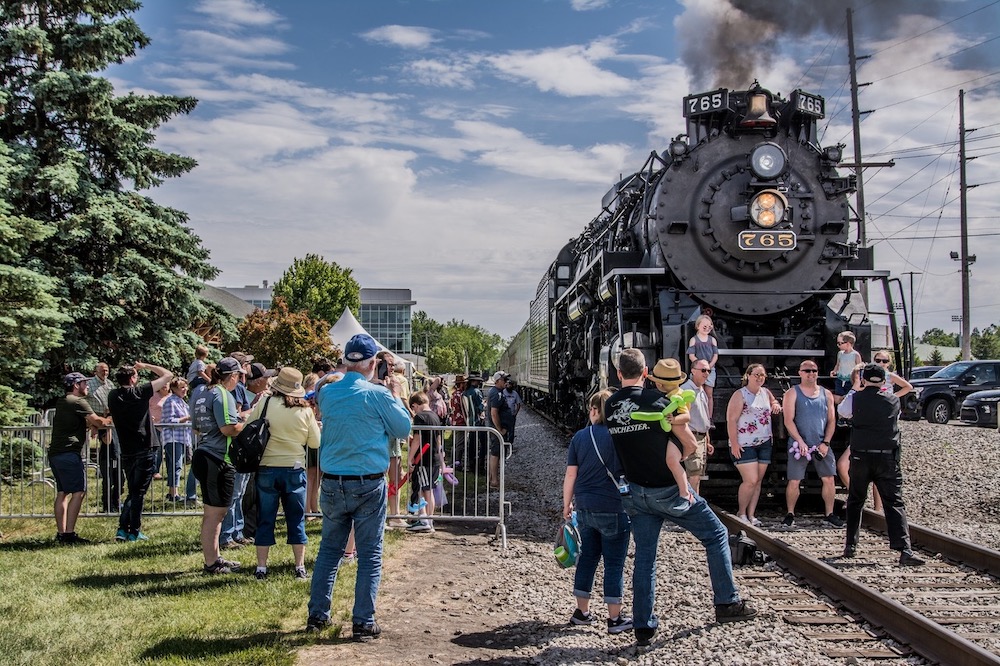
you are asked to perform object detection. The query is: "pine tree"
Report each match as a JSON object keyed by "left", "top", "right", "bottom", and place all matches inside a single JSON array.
[
  {"left": 0, "top": 1, "right": 228, "bottom": 403},
  {"left": 0, "top": 141, "right": 66, "bottom": 423}
]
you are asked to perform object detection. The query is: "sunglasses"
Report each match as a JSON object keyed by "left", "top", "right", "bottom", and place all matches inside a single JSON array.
[
  {"left": 875, "top": 359, "right": 890, "bottom": 364},
  {"left": 694, "top": 368, "right": 711, "bottom": 373},
  {"left": 800, "top": 368, "right": 819, "bottom": 373},
  {"left": 751, "top": 373, "right": 767, "bottom": 379}
]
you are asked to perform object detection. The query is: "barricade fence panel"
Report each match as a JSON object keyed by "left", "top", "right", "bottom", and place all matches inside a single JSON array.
[{"left": 1, "top": 421, "right": 507, "bottom": 544}]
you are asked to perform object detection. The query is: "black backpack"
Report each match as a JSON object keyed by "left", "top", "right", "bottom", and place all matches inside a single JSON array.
[
  {"left": 729, "top": 529, "right": 765, "bottom": 566},
  {"left": 231, "top": 397, "right": 271, "bottom": 473}
]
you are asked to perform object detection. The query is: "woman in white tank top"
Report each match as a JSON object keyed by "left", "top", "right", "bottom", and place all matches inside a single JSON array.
[{"left": 726, "top": 363, "right": 781, "bottom": 526}]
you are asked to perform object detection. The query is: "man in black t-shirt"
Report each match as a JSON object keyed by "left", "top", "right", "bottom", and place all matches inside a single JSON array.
[
  {"left": 109, "top": 362, "right": 173, "bottom": 542},
  {"left": 50, "top": 372, "right": 111, "bottom": 544},
  {"left": 605, "top": 349, "right": 755, "bottom": 647}
]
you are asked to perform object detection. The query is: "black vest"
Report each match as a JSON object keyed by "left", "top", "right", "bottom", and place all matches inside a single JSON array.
[{"left": 849, "top": 386, "right": 900, "bottom": 452}]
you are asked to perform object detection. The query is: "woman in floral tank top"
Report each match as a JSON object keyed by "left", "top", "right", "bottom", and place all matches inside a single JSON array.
[{"left": 725, "top": 363, "right": 782, "bottom": 526}]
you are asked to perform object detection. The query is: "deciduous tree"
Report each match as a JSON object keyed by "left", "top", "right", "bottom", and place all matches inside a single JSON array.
[
  {"left": 236, "top": 297, "right": 337, "bottom": 371},
  {"left": 272, "top": 254, "right": 360, "bottom": 327}
]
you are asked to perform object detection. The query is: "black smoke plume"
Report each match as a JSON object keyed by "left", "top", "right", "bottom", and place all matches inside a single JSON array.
[{"left": 675, "top": 0, "right": 948, "bottom": 90}]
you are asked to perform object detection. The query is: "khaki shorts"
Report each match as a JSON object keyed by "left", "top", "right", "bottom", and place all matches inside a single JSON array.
[{"left": 684, "top": 431, "right": 709, "bottom": 476}]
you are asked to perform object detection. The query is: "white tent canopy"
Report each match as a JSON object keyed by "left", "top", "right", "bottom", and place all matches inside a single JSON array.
[{"left": 327, "top": 308, "right": 413, "bottom": 368}]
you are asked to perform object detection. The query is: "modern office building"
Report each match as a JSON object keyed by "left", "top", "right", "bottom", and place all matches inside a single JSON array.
[
  {"left": 216, "top": 282, "right": 414, "bottom": 354},
  {"left": 221, "top": 282, "right": 273, "bottom": 310},
  {"left": 359, "top": 288, "right": 415, "bottom": 354}
]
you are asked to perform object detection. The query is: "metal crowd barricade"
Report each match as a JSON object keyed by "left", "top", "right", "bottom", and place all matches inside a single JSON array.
[
  {"left": 2, "top": 418, "right": 510, "bottom": 548},
  {"left": 386, "top": 424, "right": 509, "bottom": 548},
  {"left": 0, "top": 421, "right": 202, "bottom": 519}
]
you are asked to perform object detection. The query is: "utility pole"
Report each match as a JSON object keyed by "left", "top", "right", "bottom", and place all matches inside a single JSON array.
[
  {"left": 846, "top": 8, "right": 870, "bottom": 246},
  {"left": 957, "top": 90, "right": 975, "bottom": 360},
  {"left": 902, "top": 270, "right": 921, "bottom": 361}
]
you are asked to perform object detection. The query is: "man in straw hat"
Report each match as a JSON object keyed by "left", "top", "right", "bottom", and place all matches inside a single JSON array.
[
  {"left": 306, "top": 334, "right": 412, "bottom": 640},
  {"left": 605, "top": 349, "right": 756, "bottom": 647}
]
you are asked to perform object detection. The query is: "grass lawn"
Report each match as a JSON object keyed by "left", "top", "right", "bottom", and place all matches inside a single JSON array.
[{"left": 0, "top": 516, "right": 403, "bottom": 665}]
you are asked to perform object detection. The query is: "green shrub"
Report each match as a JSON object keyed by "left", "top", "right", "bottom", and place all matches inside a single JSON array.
[{"left": 0, "top": 437, "right": 43, "bottom": 482}]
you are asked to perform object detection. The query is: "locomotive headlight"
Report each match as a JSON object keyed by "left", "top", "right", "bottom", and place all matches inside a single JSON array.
[
  {"left": 749, "top": 188, "right": 787, "bottom": 229},
  {"left": 749, "top": 142, "right": 787, "bottom": 179}
]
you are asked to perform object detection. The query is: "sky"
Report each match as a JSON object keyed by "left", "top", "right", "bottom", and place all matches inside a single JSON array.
[{"left": 107, "top": 0, "right": 1000, "bottom": 341}]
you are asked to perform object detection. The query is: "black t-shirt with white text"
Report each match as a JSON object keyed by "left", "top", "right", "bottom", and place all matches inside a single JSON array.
[{"left": 604, "top": 385, "right": 682, "bottom": 488}]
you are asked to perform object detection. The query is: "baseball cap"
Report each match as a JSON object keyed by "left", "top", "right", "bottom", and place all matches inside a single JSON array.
[
  {"left": 228, "top": 351, "right": 254, "bottom": 364},
  {"left": 861, "top": 363, "right": 886, "bottom": 383},
  {"left": 491, "top": 371, "right": 509, "bottom": 383},
  {"left": 344, "top": 334, "right": 378, "bottom": 362},
  {"left": 217, "top": 357, "right": 242, "bottom": 375},
  {"left": 247, "top": 362, "right": 277, "bottom": 381},
  {"left": 63, "top": 372, "right": 88, "bottom": 389}
]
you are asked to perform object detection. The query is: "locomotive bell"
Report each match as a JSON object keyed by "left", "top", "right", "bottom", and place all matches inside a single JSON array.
[{"left": 739, "top": 91, "right": 777, "bottom": 129}]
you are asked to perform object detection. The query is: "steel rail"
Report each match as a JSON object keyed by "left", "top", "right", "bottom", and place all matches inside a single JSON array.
[
  {"left": 714, "top": 508, "right": 1000, "bottom": 666},
  {"left": 863, "top": 508, "right": 1000, "bottom": 578}
]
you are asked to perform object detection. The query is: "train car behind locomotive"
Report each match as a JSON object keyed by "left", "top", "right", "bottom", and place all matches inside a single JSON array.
[{"left": 500, "top": 82, "right": 909, "bottom": 497}]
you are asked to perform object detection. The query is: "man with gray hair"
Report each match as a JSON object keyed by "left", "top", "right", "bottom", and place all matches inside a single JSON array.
[{"left": 307, "top": 334, "right": 412, "bottom": 640}]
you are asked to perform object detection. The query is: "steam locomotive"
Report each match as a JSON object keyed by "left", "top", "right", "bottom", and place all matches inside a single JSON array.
[{"left": 499, "top": 82, "right": 909, "bottom": 494}]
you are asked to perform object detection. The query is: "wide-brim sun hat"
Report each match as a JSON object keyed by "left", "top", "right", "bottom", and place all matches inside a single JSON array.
[
  {"left": 270, "top": 367, "right": 306, "bottom": 398},
  {"left": 650, "top": 358, "right": 687, "bottom": 390}
]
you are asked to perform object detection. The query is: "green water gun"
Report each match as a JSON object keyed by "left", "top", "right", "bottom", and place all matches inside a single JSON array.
[{"left": 630, "top": 390, "right": 696, "bottom": 432}]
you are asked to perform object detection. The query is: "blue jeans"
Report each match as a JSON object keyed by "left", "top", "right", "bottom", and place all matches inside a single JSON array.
[
  {"left": 185, "top": 467, "right": 198, "bottom": 500},
  {"left": 623, "top": 483, "right": 739, "bottom": 631},
  {"left": 220, "top": 471, "right": 250, "bottom": 544},
  {"left": 573, "top": 510, "right": 631, "bottom": 604},
  {"left": 255, "top": 467, "right": 308, "bottom": 547},
  {"left": 308, "top": 477, "right": 387, "bottom": 625},
  {"left": 162, "top": 439, "right": 186, "bottom": 488}
]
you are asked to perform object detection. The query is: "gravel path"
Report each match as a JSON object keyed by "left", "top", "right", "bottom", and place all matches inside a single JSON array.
[{"left": 299, "top": 412, "right": 1000, "bottom": 665}]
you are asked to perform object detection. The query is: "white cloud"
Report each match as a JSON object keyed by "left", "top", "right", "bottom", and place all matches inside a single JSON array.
[
  {"left": 194, "top": 0, "right": 284, "bottom": 28},
  {"left": 361, "top": 25, "right": 438, "bottom": 49},
  {"left": 571, "top": 0, "right": 611, "bottom": 10},
  {"left": 486, "top": 38, "right": 633, "bottom": 97},
  {"left": 180, "top": 29, "right": 290, "bottom": 58},
  {"left": 407, "top": 56, "right": 480, "bottom": 89}
]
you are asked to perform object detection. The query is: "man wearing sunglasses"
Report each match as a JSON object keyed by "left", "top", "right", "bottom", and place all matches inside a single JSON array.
[{"left": 781, "top": 360, "right": 841, "bottom": 528}]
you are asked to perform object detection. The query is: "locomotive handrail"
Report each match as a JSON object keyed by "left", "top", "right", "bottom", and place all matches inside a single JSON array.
[{"left": 716, "top": 349, "right": 817, "bottom": 356}]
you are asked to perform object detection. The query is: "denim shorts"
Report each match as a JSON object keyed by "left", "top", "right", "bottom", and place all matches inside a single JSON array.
[
  {"left": 49, "top": 451, "right": 87, "bottom": 493},
  {"left": 731, "top": 438, "right": 773, "bottom": 465}
]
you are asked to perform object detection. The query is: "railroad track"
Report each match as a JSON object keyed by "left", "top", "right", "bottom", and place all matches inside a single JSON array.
[{"left": 716, "top": 508, "right": 1000, "bottom": 665}]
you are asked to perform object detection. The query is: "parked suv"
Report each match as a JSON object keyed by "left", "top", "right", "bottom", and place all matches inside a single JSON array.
[{"left": 902, "top": 360, "right": 1000, "bottom": 424}]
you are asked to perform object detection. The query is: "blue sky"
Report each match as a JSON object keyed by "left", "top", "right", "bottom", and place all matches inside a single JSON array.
[{"left": 107, "top": 0, "right": 1000, "bottom": 341}]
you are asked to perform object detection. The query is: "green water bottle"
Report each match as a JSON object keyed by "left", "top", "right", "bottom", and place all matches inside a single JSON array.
[{"left": 554, "top": 545, "right": 571, "bottom": 567}]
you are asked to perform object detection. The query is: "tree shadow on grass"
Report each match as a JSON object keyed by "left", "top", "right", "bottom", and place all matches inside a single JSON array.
[
  {"left": 68, "top": 570, "right": 249, "bottom": 596},
  {"left": 0, "top": 538, "right": 63, "bottom": 552},
  {"left": 140, "top": 629, "right": 312, "bottom": 661},
  {"left": 103, "top": 539, "right": 200, "bottom": 560}
]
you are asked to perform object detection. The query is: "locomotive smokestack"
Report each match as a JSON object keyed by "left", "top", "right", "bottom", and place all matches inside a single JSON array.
[{"left": 675, "top": 0, "right": 949, "bottom": 89}]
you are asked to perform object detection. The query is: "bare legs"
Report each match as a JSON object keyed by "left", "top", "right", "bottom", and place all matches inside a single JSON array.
[
  {"left": 54, "top": 491, "right": 86, "bottom": 534},
  {"left": 735, "top": 462, "right": 768, "bottom": 521},
  {"left": 201, "top": 505, "right": 228, "bottom": 566}
]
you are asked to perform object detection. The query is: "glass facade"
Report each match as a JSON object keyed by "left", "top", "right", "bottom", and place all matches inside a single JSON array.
[{"left": 360, "top": 303, "right": 412, "bottom": 353}]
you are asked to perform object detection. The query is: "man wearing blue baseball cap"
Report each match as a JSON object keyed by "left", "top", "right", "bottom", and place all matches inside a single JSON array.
[
  {"left": 306, "top": 334, "right": 411, "bottom": 641},
  {"left": 49, "top": 372, "right": 111, "bottom": 544}
]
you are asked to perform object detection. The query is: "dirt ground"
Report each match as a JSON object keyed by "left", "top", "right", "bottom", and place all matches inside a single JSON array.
[{"left": 297, "top": 525, "right": 528, "bottom": 666}]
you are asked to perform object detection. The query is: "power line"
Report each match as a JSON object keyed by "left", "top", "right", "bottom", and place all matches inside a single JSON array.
[
  {"left": 870, "top": 35, "right": 1000, "bottom": 84},
  {"left": 868, "top": 0, "right": 1000, "bottom": 57}
]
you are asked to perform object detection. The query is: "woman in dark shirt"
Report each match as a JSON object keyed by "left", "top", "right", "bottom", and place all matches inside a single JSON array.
[{"left": 561, "top": 390, "right": 633, "bottom": 634}]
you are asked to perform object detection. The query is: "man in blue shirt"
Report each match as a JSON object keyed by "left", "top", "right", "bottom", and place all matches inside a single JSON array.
[{"left": 307, "top": 334, "right": 412, "bottom": 640}]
